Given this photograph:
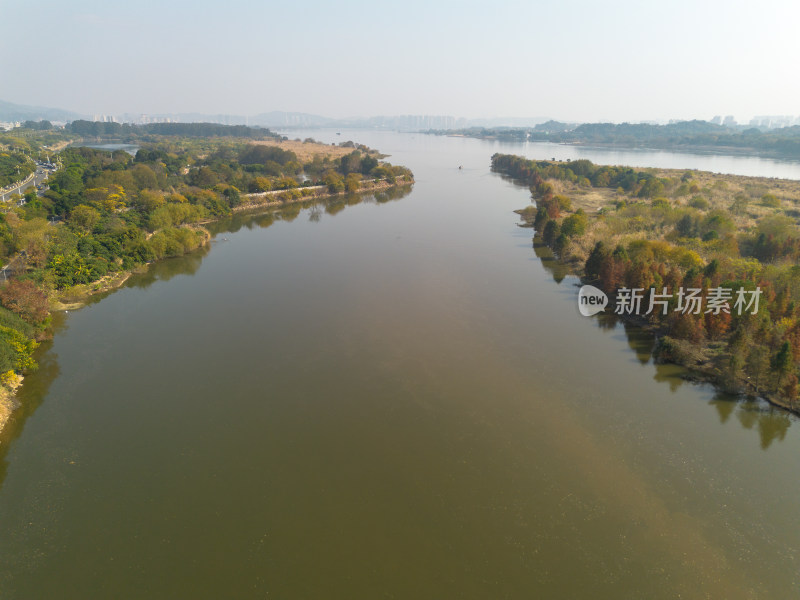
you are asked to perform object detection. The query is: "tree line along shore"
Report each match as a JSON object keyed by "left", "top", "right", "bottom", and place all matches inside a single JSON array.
[
  {"left": 0, "top": 125, "right": 413, "bottom": 435},
  {"left": 437, "top": 120, "right": 800, "bottom": 160},
  {"left": 492, "top": 153, "right": 800, "bottom": 414}
]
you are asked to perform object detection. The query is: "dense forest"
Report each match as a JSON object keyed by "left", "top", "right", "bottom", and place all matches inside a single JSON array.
[
  {"left": 492, "top": 153, "right": 800, "bottom": 412},
  {"left": 440, "top": 120, "right": 800, "bottom": 159},
  {"left": 0, "top": 127, "right": 412, "bottom": 392},
  {"left": 66, "top": 120, "right": 278, "bottom": 139}
]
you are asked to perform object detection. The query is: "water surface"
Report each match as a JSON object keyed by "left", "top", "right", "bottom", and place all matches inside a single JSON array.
[{"left": 1, "top": 131, "right": 799, "bottom": 599}]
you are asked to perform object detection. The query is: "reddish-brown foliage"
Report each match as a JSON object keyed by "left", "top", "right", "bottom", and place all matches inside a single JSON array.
[{"left": 0, "top": 280, "right": 49, "bottom": 324}]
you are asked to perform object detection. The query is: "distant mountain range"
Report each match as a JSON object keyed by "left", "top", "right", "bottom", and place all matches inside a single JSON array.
[
  {"left": 0, "top": 99, "right": 551, "bottom": 130},
  {"left": 113, "top": 112, "right": 553, "bottom": 130},
  {"left": 0, "top": 99, "right": 84, "bottom": 123}
]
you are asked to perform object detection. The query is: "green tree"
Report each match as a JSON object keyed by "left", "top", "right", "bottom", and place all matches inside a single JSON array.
[
  {"left": 542, "top": 219, "right": 560, "bottom": 247},
  {"left": 771, "top": 341, "right": 793, "bottom": 390},
  {"left": 585, "top": 241, "right": 609, "bottom": 279},
  {"left": 135, "top": 190, "right": 165, "bottom": 212},
  {"left": 340, "top": 151, "right": 362, "bottom": 175},
  {"left": 70, "top": 205, "right": 101, "bottom": 232},
  {"left": 561, "top": 209, "right": 588, "bottom": 238},
  {"left": 554, "top": 232, "right": 568, "bottom": 255},
  {"left": 323, "top": 170, "right": 345, "bottom": 193},
  {"left": 360, "top": 155, "right": 378, "bottom": 174}
]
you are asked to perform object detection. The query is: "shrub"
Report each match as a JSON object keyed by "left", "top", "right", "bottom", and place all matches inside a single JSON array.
[{"left": 0, "top": 280, "right": 49, "bottom": 324}]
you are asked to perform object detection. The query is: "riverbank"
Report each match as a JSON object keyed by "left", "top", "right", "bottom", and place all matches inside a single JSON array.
[
  {"left": 0, "top": 373, "right": 23, "bottom": 437},
  {"left": 496, "top": 153, "right": 800, "bottom": 416},
  {"left": 47, "top": 178, "right": 415, "bottom": 306},
  {"left": 437, "top": 122, "right": 800, "bottom": 161},
  {"left": 50, "top": 271, "right": 138, "bottom": 310},
  {"left": 0, "top": 128, "right": 421, "bottom": 440},
  {"left": 0, "top": 177, "right": 413, "bottom": 438},
  {"left": 528, "top": 227, "right": 800, "bottom": 416},
  {"left": 234, "top": 176, "right": 413, "bottom": 212}
]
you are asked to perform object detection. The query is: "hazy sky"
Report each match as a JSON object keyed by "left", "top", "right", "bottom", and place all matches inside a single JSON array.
[{"left": 1, "top": 0, "right": 798, "bottom": 122}]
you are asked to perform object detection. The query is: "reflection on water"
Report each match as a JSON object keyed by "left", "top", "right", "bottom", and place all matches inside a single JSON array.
[
  {"left": 529, "top": 228, "right": 796, "bottom": 450},
  {"left": 0, "top": 188, "right": 410, "bottom": 490},
  {"left": 519, "top": 181, "right": 796, "bottom": 450},
  {"left": 612, "top": 316, "right": 796, "bottom": 448},
  {"left": 0, "top": 328, "right": 62, "bottom": 488},
  {"left": 2, "top": 130, "right": 799, "bottom": 598},
  {"left": 723, "top": 397, "right": 793, "bottom": 450},
  {"left": 593, "top": 290, "right": 794, "bottom": 447},
  {"left": 620, "top": 321, "right": 657, "bottom": 365},
  {"left": 127, "top": 244, "right": 210, "bottom": 291},
  {"left": 532, "top": 236, "right": 569, "bottom": 284},
  {"left": 208, "top": 187, "right": 413, "bottom": 235}
]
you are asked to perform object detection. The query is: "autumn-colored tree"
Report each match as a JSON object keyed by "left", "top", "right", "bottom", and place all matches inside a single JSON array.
[
  {"left": 669, "top": 311, "right": 705, "bottom": 343},
  {"left": 345, "top": 173, "right": 362, "bottom": 193},
  {"left": 705, "top": 309, "right": 731, "bottom": 340},
  {"left": 168, "top": 193, "right": 188, "bottom": 204},
  {"left": 0, "top": 280, "right": 49, "bottom": 325},
  {"left": 275, "top": 176, "right": 299, "bottom": 190},
  {"left": 25, "top": 237, "right": 48, "bottom": 268},
  {"left": 782, "top": 374, "right": 798, "bottom": 408},
  {"left": 540, "top": 195, "right": 560, "bottom": 219},
  {"left": 599, "top": 255, "right": 627, "bottom": 295},
  {"left": 663, "top": 266, "right": 682, "bottom": 296},
  {"left": 323, "top": 170, "right": 345, "bottom": 193},
  {"left": 626, "top": 261, "right": 656, "bottom": 290},
  {"left": 554, "top": 195, "right": 572, "bottom": 211},
  {"left": 785, "top": 322, "right": 800, "bottom": 362},
  {"left": 0, "top": 325, "right": 38, "bottom": 373},
  {"left": 249, "top": 177, "right": 272, "bottom": 193}
]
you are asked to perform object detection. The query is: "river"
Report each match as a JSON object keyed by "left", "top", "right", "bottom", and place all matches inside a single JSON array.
[{"left": 1, "top": 131, "right": 799, "bottom": 598}]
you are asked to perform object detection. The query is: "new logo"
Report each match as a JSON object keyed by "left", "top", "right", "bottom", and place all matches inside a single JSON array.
[{"left": 578, "top": 285, "right": 608, "bottom": 316}]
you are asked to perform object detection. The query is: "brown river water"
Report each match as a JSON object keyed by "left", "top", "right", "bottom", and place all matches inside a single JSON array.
[{"left": 1, "top": 131, "right": 799, "bottom": 598}]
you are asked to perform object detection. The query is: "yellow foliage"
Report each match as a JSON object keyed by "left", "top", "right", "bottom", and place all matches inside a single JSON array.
[
  {"left": 85, "top": 188, "right": 108, "bottom": 204},
  {"left": 776, "top": 317, "right": 795, "bottom": 334},
  {"left": 102, "top": 194, "right": 125, "bottom": 212},
  {"left": 668, "top": 247, "right": 703, "bottom": 269},
  {"left": 1, "top": 370, "right": 16, "bottom": 386}
]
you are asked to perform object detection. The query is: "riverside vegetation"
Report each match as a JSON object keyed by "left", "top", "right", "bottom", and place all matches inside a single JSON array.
[
  {"left": 0, "top": 123, "right": 412, "bottom": 428},
  {"left": 440, "top": 120, "right": 800, "bottom": 159},
  {"left": 492, "top": 153, "right": 800, "bottom": 413}
]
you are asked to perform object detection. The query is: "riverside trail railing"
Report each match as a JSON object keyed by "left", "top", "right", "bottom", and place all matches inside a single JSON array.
[{"left": 0, "top": 173, "right": 36, "bottom": 199}]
